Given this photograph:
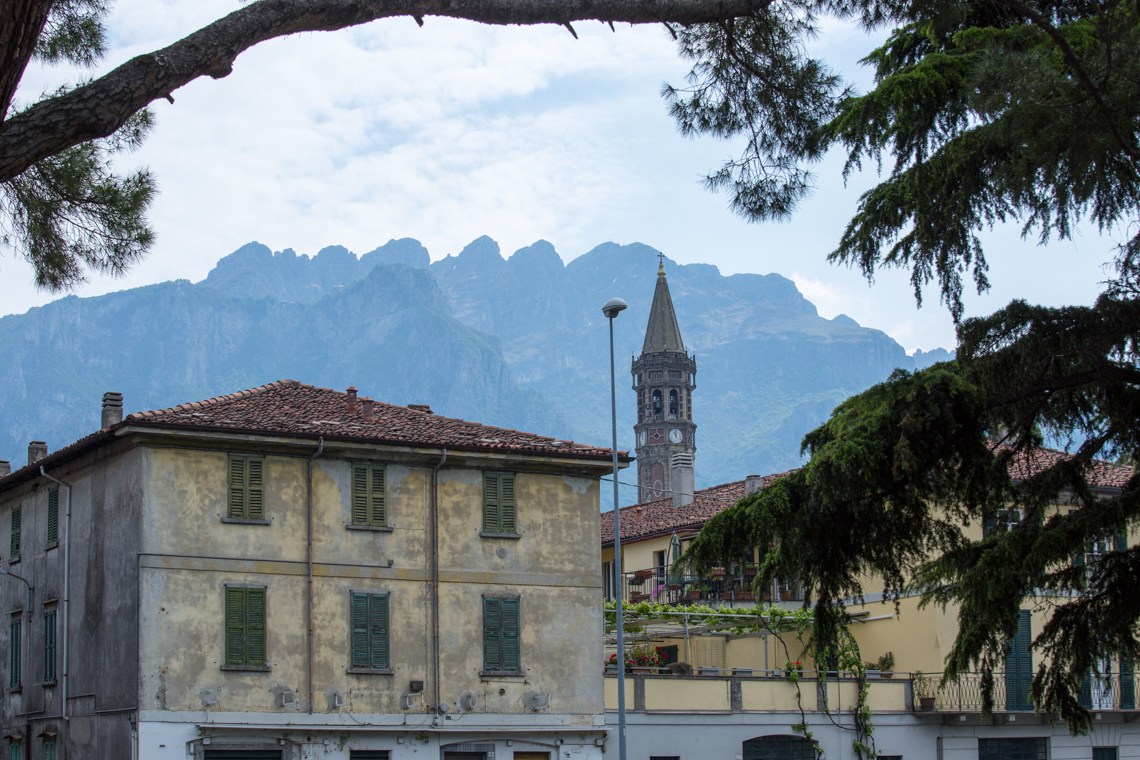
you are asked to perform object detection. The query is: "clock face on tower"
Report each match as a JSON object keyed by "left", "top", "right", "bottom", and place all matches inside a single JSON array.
[
  {"left": 638, "top": 431, "right": 647, "bottom": 446},
  {"left": 669, "top": 428, "right": 683, "bottom": 444}
]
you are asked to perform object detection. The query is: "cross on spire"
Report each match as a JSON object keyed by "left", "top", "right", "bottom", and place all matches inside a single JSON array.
[{"left": 657, "top": 252, "right": 665, "bottom": 276}]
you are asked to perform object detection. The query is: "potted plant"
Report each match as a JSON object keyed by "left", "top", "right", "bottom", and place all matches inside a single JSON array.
[
  {"left": 913, "top": 671, "right": 937, "bottom": 710},
  {"left": 865, "top": 652, "right": 895, "bottom": 678}
]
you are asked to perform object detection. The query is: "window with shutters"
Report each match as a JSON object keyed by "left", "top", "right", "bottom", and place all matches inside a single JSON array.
[
  {"left": 46, "top": 488, "right": 58, "bottom": 547},
  {"left": 348, "top": 591, "right": 390, "bottom": 673},
  {"left": 222, "top": 586, "right": 268, "bottom": 670},
  {"left": 43, "top": 609, "right": 56, "bottom": 684},
  {"left": 8, "top": 616, "right": 20, "bottom": 689},
  {"left": 8, "top": 742, "right": 20, "bottom": 760},
  {"left": 225, "top": 455, "right": 267, "bottom": 523},
  {"left": 349, "top": 464, "right": 387, "bottom": 529},
  {"left": 978, "top": 738, "right": 1047, "bottom": 760},
  {"left": 42, "top": 739, "right": 54, "bottom": 760},
  {"left": 482, "top": 472, "right": 517, "bottom": 536},
  {"left": 9, "top": 506, "right": 20, "bottom": 560},
  {"left": 742, "top": 735, "right": 817, "bottom": 759},
  {"left": 982, "top": 508, "right": 1022, "bottom": 539},
  {"left": 482, "top": 596, "right": 521, "bottom": 674}
]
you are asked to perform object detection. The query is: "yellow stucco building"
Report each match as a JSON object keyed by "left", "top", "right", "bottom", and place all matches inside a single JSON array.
[{"left": 0, "top": 380, "right": 627, "bottom": 760}]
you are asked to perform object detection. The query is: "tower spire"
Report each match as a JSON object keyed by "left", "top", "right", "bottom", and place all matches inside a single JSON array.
[
  {"left": 642, "top": 258, "right": 685, "bottom": 355},
  {"left": 632, "top": 256, "right": 697, "bottom": 505}
]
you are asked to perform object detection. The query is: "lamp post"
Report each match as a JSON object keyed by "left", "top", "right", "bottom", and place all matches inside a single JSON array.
[
  {"left": 0, "top": 565, "right": 33, "bottom": 614},
  {"left": 601, "top": 296, "right": 628, "bottom": 760}
]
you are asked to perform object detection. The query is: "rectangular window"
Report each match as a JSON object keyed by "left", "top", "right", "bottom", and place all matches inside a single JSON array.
[
  {"left": 983, "top": 508, "right": 1022, "bottom": 539},
  {"left": 482, "top": 472, "right": 516, "bottom": 534},
  {"left": 349, "top": 592, "right": 389, "bottom": 671},
  {"left": 482, "top": 596, "right": 520, "bottom": 673},
  {"left": 978, "top": 738, "right": 1047, "bottom": 760},
  {"left": 8, "top": 617, "right": 19, "bottom": 689},
  {"left": 43, "top": 610, "right": 56, "bottom": 683},
  {"left": 349, "top": 752, "right": 390, "bottom": 759},
  {"left": 42, "top": 740, "right": 54, "bottom": 760},
  {"left": 602, "top": 561, "right": 614, "bottom": 602},
  {"left": 46, "top": 488, "right": 58, "bottom": 546},
  {"left": 1093, "top": 749, "right": 1118, "bottom": 760},
  {"left": 224, "top": 586, "right": 266, "bottom": 668},
  {"left": 227, "top": 455, "right": 265, "bottom": 520},
  {"left": 8, "top": 743, "right": 20, "bottom": 760},
  {"left": 10, "top": 505, "right": 20, "bottom": 559},
  {"left": 351, "top": 464, "right": 386, "bottom": 527}
]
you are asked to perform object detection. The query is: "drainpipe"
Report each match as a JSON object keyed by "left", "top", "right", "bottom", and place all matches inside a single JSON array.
[
  {"left": 306, "top": 438, "right": 324, "bottom": 715},
  {"left": 430, "top": 449, "right": 447, "bottom": 716},
  {"left": 39, "top": 467, "right": 70, "bottom": 724}
]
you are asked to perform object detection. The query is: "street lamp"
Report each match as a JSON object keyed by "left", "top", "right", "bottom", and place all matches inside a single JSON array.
[{"left": 601, "top": 296, "right": 628, "bottom": 760}]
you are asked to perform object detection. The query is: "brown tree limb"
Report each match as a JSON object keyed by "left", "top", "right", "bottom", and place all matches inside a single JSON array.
[
  {"left": 0, "top": 0, "right": 52, "bottom": 121},
  {"left": 0, "top": 0, "right": 771, "bottom": 183},
  {"left": 1000, "top": 0, "right": 1140, "bottom": 163}
]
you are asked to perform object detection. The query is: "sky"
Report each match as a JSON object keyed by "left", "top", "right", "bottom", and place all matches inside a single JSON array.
[{"left": 2, "top": 0, "right": 1124, "bottom": 352}]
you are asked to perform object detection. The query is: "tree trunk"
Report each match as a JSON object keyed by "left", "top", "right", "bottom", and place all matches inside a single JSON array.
[{"left": 0, "top": 0, "right": 52, "bottom": 120}]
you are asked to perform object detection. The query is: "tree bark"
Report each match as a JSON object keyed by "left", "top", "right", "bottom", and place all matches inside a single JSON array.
[
  {"left": 0, "top": 0, "right": 52, "bottom": 121},
  {"left": 0, "top": 0, "right": 770, "bottom": 183}
]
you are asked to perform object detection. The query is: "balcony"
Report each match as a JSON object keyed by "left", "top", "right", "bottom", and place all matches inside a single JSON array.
[
  {"left": 614, "top": 564, "right": 801, "bottom": 607},
  {"left": 913, "top": 672, "right": 1137, "bottom": 713}
]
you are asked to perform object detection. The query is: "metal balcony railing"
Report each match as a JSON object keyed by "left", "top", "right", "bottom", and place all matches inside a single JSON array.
[{"left": 914, "top": 672, "right": 1137, "bottom": 712}]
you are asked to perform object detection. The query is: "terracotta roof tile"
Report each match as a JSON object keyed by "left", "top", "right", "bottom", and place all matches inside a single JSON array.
[
  {"left": 600, "top": 471, "right": 794, "bottom": 546},
  {"left": 127, "top": 380, "right": 624, "bottom": 461},
  {"left": 602, "top": 447, "right": 1134, "bottom": 546}
]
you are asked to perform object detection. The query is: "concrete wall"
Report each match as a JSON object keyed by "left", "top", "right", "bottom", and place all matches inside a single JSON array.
[
  {"left": 138, "top": 442, "right": 606, "bottom": 721},
  {"left": 0, "top": 442, "right": 143, "bottom": 759}
]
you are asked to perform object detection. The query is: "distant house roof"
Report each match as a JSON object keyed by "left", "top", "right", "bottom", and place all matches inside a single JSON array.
[
  {"left": 601, "top": 447, "right": 1135, "bottom": 548},
  {"left": 1, "top": 380, "right": 626, "bottom": 491},
  {"left": 600, "top": 472, "right": 794, "bottom": 547},
  {"left": 641, "top": 266, "right": 686, "bottom": 354}
]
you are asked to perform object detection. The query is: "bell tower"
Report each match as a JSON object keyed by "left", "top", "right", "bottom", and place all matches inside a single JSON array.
[{"left": 632, "top": 256, "right": 697, "bottom": 506}]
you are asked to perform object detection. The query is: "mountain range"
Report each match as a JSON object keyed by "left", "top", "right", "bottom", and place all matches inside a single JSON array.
[{"left": 0, "top": 236, "right": 952, "bottom": 508}]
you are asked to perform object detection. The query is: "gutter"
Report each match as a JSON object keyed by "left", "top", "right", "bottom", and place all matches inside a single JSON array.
[
  {"left": 306, "top": 437, "right": 324, "bottom": 715},
  {"left": 38, "top": 467, "right": 71, "bottom": 724},
  {"left": 430, "top": 449, "right": 447, "bottom": 717}
]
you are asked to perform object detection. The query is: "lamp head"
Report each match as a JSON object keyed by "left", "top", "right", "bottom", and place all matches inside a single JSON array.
[{"left": 601, "top": 297, "right": 628, "bottom": 319}]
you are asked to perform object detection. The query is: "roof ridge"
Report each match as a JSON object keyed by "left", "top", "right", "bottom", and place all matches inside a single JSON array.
[{"left": 128, "top": 379, "right": 301, "bottom": 420}]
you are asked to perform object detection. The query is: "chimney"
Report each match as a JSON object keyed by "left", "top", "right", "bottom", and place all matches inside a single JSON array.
[
  {"left": 362, "top": 397, "right": 374, "bottom": 423},
  {"left": 0, "top": 461, "right": 9, "bottom": 478},
  {"left": 670, "top": 453, "right": 694, "bottom": 509},
  {"left": 101, "top": 391, "right": 124, "bottom": 429},
  {"left": 28, "top": 441, "right": 48, "bottom": 466},
  {"left": 744, "top": 474, "right": 764, "bottom": 496},
  {"left": 408, "top": 404, "right": 432, "bottom": 414},
  {"left": 346, "top": 386, "right": 358, "bottom": 413}
]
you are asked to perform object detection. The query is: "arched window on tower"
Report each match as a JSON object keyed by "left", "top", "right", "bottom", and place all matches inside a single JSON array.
[
  {"left": 652, "top": 390, "right": 663, "bottom": 421},
  {"left": 669, "top": 390, "right": 678, "bottom": 420}
]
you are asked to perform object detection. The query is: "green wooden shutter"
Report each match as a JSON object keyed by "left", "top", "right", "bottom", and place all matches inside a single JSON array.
[
  {"left": 10, "top": 506, "right": 20, "bottom": 558},
  {"left": 1114, "top": 530, "right": 1128, "bottom": 552},
  {"left": 1121, "top": 643, "right": 1135, "bottom": 710},
  {"left": 501, "top": 597, "right": 520, "bottom": 672},
  {"left": 483, "top": 597, "right": 502, "bottom": 671},
  {"left": 370, "top": 593, "right": 389, "bottom": 669},
  {"left": 44, "top": 610, "right": 56, "bottom": 683},
  {"left": 228, "top": 456, "right": 246, "bottom": 518},
  {"left": 350, "top": 592, "right": 370, "bottom": 668},
  {"left": 42, "top": 739, "right": 54, "bottom": 760},
  {"left": 1004, "top": 610, "right": 1033, "bottom": 710},
  {"left": 9, "top": 742, "right": 20, "bottom": 760},
  {"left": 500, "top": 474, "right": 516, "bottom": 534},
  {"left": 983, "top": 514, "right": 997, "bottom": 539},
  {"left": 483, "top": 473, "right": 501, "bottom": 533},
  {"left": 225, "top": 587, "right": 247, "bottom": 665},
  {"left": 47, "top": 488, "right": 58, "bottom": 545},
  {"left": 246, "top": 458, "right": 265, "bottom": 520},
  {"left": 9, "top": 618, "right": 20, "bottom": 688},
  {"left": 246, "top": 587, "right": 266, "bottom": 666},
  {"left": 352, "top": 465, "right": 369, "bottom": 526},
  {"left": 369, "top": 466, "right": 386, "bottom": 527}
]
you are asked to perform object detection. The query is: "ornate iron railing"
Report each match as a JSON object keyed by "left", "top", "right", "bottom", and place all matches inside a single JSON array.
[{"left": 914, "top": 672, "right": 1137, "bottom": 712}]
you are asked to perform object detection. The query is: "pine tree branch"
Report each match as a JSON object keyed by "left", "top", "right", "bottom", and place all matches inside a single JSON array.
[
  {"left": 0, "top": 0, "right": 772, "bottom": 184},
  {"left": 999, "top": 0, "right": 1140, "bottom": 163}
]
